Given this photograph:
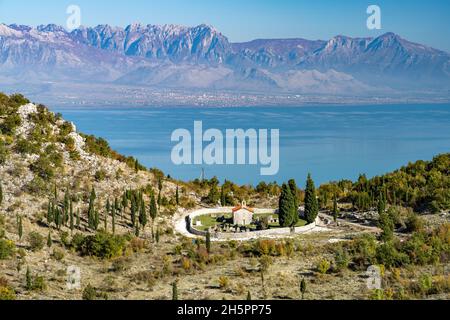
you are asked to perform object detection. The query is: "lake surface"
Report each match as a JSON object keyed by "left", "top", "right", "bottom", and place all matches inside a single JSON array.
[{"left": 52, "top": 104, "right": 450, "bottom": 187}]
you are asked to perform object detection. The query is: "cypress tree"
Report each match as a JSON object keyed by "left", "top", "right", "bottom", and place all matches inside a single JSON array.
[
  {"left": 220, "top": 186, "right": 226, "bottom": 206},
  {"left": 113, "top": 197, "right": 120, "bottom": 221},
  {"left": 47, "top": 231, "right": 52, "bottom": 247},
  {"left": 0, "top": 181, "right": 3, "bottom": 206},
  {"left": 130, "top": 201, "right": 136, "bottom": 227},
  {"left": 278, "top": 183, "right": 295, "bottom": 227},
  {"left": 155, "top": 227, "right": 160, "bottom": 243},
  {"left": 94, "top": 209, "right": 99, "bottom": 230},
  {"left": 157, "top": 179, "right": 163, "bottom": 207},
  {"left": 157, "top": 191, "right": 162, "bottom": 207},
  {"left": 377, "top": 192, "right": 386, "bottom": 216},
  {"left": 26, "top": 267, "right": 32, "bottom": 290},
  {"left": 175, "top": 185, "right": 180, "bottom": 206},
  {"left": 172, "top": 281, "right": 178, "bottom": 300},
  {"left": 87, "top": 188, "right": 96, "bottom": 229},
  {"left": 70, "top": 200, "right": 74, "bottom": 233},
  {"left": 63, "top": 190, "right": 70, "bottom": 226},
  {"left": 57, "top": 208, "right": 63, "bottom": 230},
  {"left": 333, "top": 193, "right": 339, "bottom": 223},
  {"left": 47, "top": 201, "right": 54, "bottom": 226},
  {"left": 288, "top": 179, "right": 299, "bottom": 225},
  {"left": 206, "top": 230, "right": 211, "bottom": 253},
  {"left": 54, "top": 207, "right": 60, "bottom": 230},
  {"left": 17, "top": 215, "right": 23, "bottom": 240},
  {"left": 112, "top": 201, "right": 116, "bottom": 235},
  {"left": 300, "top": 278, "right": 307, "bottom": 300},
  {"left": 134, "top": 222, "right": 140, "bottom": 237},
  {"left": 304, "top": 174, "right": 319, "bottom": 224},
  {"left": 122, "top": 192, "right": 128, "bottom": 218},
  {"left": 139, "top": 197, "right": 147, "bottom": 229},
  {"left": 76, "top": 208, "right": 80, "bottom": 228},
  {"left": 247, "top": 291, "right": 251, "bottom": 300},
  {"left": 104, "top": 208, "right": 108, "bottom": 232},
  {"left": 149, "top": 192, "right": 157, "bottom": 223}
]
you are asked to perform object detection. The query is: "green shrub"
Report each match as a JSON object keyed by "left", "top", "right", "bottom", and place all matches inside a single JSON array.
[
  {"left": 334, "top": 248, "right": 350, "bottom": 271},
  {"left": 317, "top": 259, "right": 331, "bottom": 274},
  {"left": 15, "top": 138, "right": 40, "bottom": 155},
  {"left": 26, "top": 176, "right": 49, "bottom": 195},
  {"left": 28, "top": 232, "right": 45, "bottom": 252},
  {"left": 111, "top": 257, "right": 131, "bottom": 272},
  {"left": 218, "top": 276, "right": 229, "bottom": 289},
  {"left": 376, "top": 242, "right": 409, "bottom": 268},
  {"left": 0, "top": 239, "right": 15, "bottom": 259},
  {"left": 82, "top": 284, "right": 108, "bottom": 300},
  {"left": 406, "top": 213, "right": 424, "bottom": 233},
  {"left": 0, "top": 140, "right": 9, "bottom": 165},
  {"left": 60, "top": 231, "right": 70, "bottom": 248},
  {"left": 75, "top": 232, "right": 127, "bottom": 259},
  {"left": 52, "top": 248, "right": 65, "bottom": 261},
  {"left": 31, "top": 276, "right": 47, "bottom": 292},
  {"left": 30, "top": 156, "right": 55, "bottom": 181},
  {"left": 95, "top": 170, "right": 107, "bottom": 182},
  {"left": 0, "top": 114, "right": 21, "bottom": 135},
  {"left": 347, "top": 233, "right": 377, "bottom": 268},
  {"left": 0, "top": 286, "right": 16, "bottom": 300}
]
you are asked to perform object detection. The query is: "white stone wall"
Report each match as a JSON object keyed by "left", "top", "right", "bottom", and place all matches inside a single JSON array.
[{"left": 186, "top": 207, "right": 320, "bottom": 240}]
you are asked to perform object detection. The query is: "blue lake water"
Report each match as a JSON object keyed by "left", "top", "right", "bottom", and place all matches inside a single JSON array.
[{"left": 52, "top": 104, "right": 450, "bottom": 187}]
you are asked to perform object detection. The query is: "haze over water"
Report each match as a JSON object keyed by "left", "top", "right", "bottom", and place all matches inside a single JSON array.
[{"left": 52, "top": 104, "right": 450, "bottom": 187}]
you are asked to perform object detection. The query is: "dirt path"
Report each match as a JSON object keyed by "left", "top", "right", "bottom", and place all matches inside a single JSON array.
[{"left": 319, "top": 212, "right": 381, "bottom": 234}]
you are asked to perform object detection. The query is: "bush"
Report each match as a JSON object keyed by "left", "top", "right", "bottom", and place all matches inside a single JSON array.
[
  {"left": 82, "top": 284, "right": 108, "bottom": 300},
  {"left": 181, "top": 257, "right": 192, "bottom": 272},
  {"left": 376, "top": 242, "right": 409, "bottom": 268},
  {"left": 111, "top": 257, "right": 131, "bottom": 272},
  {"left": 75, "top": 232, "right": 127, "bottom": 259},
  {"left": 31, "top": 275, "right": 47, "bottom": 292},
  {"left": 255, "top": 239, "right": 276, "bottom": 256},
  {"left": 52, "top": 248, "right": 65, "bottom": 261},
  {"left": 95, "top": 170, "right": 107, "bottom": 182},
  {"left": 334, "top": 248, "right": 350, "bottom": 271},
  {"left": 0, "top": 239, "right": 15, "bottom": 259},
  {"left": 0, "top": 286, "right": 16, "bottom": 300},
  {"left": 405, "top": 213, "right": 424, "bottom": 233},
  {"left": 15, "top": 138, "right": 40, "bottom": 155},
  {"left": 218, "top": 276, "right": 229, "bottom": 289},
  {"left": 347, "top": 233, "right": 377, "bottom": 268},
  {"left": 402, "top": 233, "right": 431, "bottom": 265},
  {"left": 129, "top": 237, "right": 147, "bottom": 252},
  {"left": 317, "top": 259, "right": 331, "bottom": 274},
  {"left": 28, "top": 232, "right": 45, "bottom": 252},
  {"left": 30, "top": 156, "right": 55, "bottom": 181},
  {"left": 0, "top": 140, "right": 9, "bottom": 165}
]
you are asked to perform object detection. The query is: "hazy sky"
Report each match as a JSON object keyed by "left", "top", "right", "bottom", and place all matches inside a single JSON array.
[{"left": 1, "top": 0, "right": 449, "bottom": 51}]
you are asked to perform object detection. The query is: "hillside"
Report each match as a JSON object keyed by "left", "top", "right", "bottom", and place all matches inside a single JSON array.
[{"left": 0, "top": 93, "right": 449, "bottom": 300}]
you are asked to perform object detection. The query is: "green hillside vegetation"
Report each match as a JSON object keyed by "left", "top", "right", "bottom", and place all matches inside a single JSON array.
[
  {"left": 0, "top": 92, "right": 449, "bottom": 300},
  {"left": 318, "top": 154, "right": 450, "bottom": 214}
]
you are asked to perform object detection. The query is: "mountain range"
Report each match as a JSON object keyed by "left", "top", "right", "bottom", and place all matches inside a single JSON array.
[{"left": 0, "top": 23, "right": 449, "bottom": 100}]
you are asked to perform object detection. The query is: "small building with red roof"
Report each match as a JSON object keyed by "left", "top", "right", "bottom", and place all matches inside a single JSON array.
[{"left": 232, "top": 201, "right": 254, "bottom": 226}]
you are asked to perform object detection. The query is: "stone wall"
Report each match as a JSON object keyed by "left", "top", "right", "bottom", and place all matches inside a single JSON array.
[{"left": 186, "top": 207, "right": 319, "bottom": 240}]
